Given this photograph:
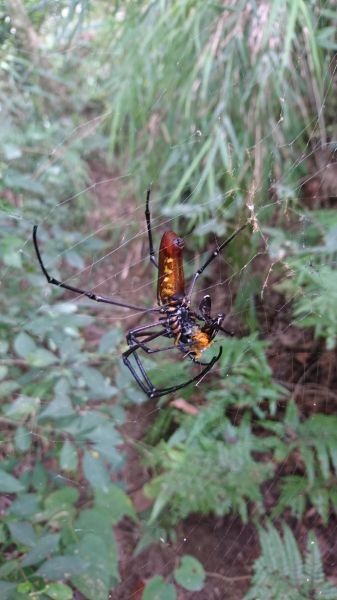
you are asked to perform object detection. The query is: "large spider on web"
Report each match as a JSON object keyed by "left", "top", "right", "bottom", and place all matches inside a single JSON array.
[{"left": 33, "top": 191, "right": 248, "bottom": 399}]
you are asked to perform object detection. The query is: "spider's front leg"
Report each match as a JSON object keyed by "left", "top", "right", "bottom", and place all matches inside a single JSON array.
[
  {"left": 196, "top": 295, "right": 233, "bottom": 338},
  {"left": 126, "top": 322, "right": 175, "bottom": 354},
  {"left": 145, "top": 188, "right": 158, "bottom": 269},
  {"left": 122, "top": 333, "right": 223, "bottom": 399},
  {"left": 123, "top": 327, "right": 171, "bottom": 397}
]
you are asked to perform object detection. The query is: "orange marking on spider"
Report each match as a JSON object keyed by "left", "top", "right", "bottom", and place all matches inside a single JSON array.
[{"left": 33, "top": 188, "right": 249, "bottom": 399}]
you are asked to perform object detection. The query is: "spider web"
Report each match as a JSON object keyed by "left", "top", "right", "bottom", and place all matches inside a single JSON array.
[{"left": 1, "top": 3, "right": 337, "bottom": 599}]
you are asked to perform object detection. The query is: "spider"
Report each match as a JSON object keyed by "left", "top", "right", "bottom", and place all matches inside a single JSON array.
[{"left": 33, "top": 191, "right": 248, "bottom": 399}]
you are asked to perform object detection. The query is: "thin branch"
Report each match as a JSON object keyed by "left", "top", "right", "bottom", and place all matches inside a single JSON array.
[{"left": 206, "top": 570, "right": 251, "bottom": 582}]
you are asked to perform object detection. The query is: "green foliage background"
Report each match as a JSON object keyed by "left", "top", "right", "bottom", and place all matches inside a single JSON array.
[{"left": 1, "top": 1, "right": 337, "bottom": 598}]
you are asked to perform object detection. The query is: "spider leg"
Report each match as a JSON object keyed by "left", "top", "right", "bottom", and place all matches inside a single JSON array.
[
  {"left": 33, "top": 226, "right": 160, "bottom": 313},
  {"left": 127, "top": 322, "right": 176, "bottom": 353},
  {"left": 123, "top": 330, "right": 222, "bottom": 399},
  {"left": 130, "top": 336, "right": 178, "bottom": 390},
  {"left": 149, "top": 346, "right": 223, "bottom": 398},
  {"left": 127, "top": 322, "right": 164, "bottom": 344},
  {"left": 132, "top": 348, "right": 156, "bottom": 390},
  {"left": 187, "top": 221, "right": 249, "bottom": 300},
  {"left": 185, "top": 352, "right": 214, "bottom": 367},
  {"left": 218, "top": 325, "right": 234, "bottom": 337},
  {"left": 132, "top": 335, "right": 177, "bottom": 354},
  {"left": 123, "top": 330, "right": 167, "bottom": 396},
  {"left": 191, "top": 305, "right": 234, "bottom": 338},
  {"left": 123, "top": 348, "right": 155, "bottom": 396},
  {"left": 145, "top": 188, "right": 158, "bottom": 269}
]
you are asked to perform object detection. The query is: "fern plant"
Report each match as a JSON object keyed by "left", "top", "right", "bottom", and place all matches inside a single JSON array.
[
  {"left": 245, "top": 523, "right": 337, "bottom": 600},
  {"left": 144, "top": 417, "right": 273, "bottom": 525},
  {"left": 207, "top": 334, "right": 287, "bottom": 417},
  {"left": 272, "top": 210, "right": 337, "bottom": 350},
  {"left": 275, "top": 475, "right": 337, "bottom": 525},
  {"left": 291, "top": 263, "right": 337, "bottom": 350},
  {"left": 262, "top": 401, "right": 337, "bottom": 523}
]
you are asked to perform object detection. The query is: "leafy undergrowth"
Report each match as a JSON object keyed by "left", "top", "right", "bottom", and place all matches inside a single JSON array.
[
  {"left": 245, "top": 524, "right": 337, "bottom": 600},
  {"left": 2, "top": 1, "right": 337, "bottom": 596},
  {"left": 2, "top": 159, "right": 337, "bottom": 599}
]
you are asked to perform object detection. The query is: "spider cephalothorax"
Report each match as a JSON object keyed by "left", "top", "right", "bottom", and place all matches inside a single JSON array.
[{"left": 33, "top": 190, "right": 248, "bottom": 398}]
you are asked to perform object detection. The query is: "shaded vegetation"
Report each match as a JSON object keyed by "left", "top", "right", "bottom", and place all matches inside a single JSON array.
[{"left": 1, "top": 1, "right": 337, "bottom": 599}]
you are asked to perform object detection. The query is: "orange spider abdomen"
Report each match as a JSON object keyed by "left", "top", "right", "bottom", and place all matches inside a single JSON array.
[
  {"left": 157, "top": 231, "right": 185, "bottom": 304},
  {"left": 190, "top": 328, "right": 212, "bottom": 359}
]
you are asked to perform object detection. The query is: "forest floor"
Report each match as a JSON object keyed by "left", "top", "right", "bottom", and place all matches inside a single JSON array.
[{"left": 79, "top": 162, "right": 337, "bottom": 600}]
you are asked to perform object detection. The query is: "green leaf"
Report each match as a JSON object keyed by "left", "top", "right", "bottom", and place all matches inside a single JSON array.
[
  {"left": 5, "top": 395, "right": 39, "bottom": 419},
  {"left": 50, "top": 303, "right": 78, "bottom": 315},
  {"left": 8, "top": 521, "right": 36, "bottom": 547},
  {"left": 77, "top": 365, "right": 116, "bottom": 399},
  {"left": 3, "top": 143, "right": 22, "bottom": 160},
  {"left": 15, "top": 426, "right": 32, "bottom": 452},
  {"left": 2, "top": 235, "right": 22, "bottom": 268},
  {"left": 84, "top": 423, "right": 123, "bottom": 467},
  {"left": 5, "top": 171, "right": 45, "bottom": 195},
  {"left": 71, "top": 534, "right": 111, "bottom": 600},
  {"left": 44, "top": 487, "right": 79, "bottom": 515},
  {"left": 99, "top": 328, "right": 123, "bottom": 353},
  {"left": 83, "top": 451, "right": 111, "bottom": 490},
  {"left": 13, "top": 332, "right": 36, "bottom": 359},
  {"left": 0, "top": 365, "right": 8, "bottom": 380},
  {"left": 0, "top": 524, "right": 5, "bottom": 544},
  {"left": 75, "top": 509, "right": 119, "bottom": 580},
  {"left": 142, "top": 576, "right": 176, "bottom": 600},
  {"left": 35, "top": 488, "right": 79, "bottom": 525},
  {"left": 0, "top": 469, "right": 25, "bottom": 493},
  {"left": 28, "top": 348, "right": 58, "bottom": 367},
  {"left": 94, "top": 484, "right": 137, "bottom": 523},
  {"left": 9, "top": 494, "right": 40, "bottom": 518},
  {"left": 78, "top": 365, "right": 107, "bottom": 391},
  {"left": 174, "top": 555, "right": 206, "bottom": 591},
  {"left": 36, "top": 556, "right": 88, "bottom": 580},
  {"left": 0, "top": 560, "right": 19, "bottom": 578},
  {"left": 32, "top": 461, "right": 48, "bottom": 491},
  {"left": 59, "top": 440, "right": 78, "bottom": 471},
  {"left": 39, "top": 387, "right": 74, "bottom": 421},
  {"left": 0, "top": 380, "right": 19, "bottom": 398},
  {"left": 44, "top": 583, "right": 73, "bottom": 600},
  {"left": 22, "top": 533, "right": 60, "bottom": 567},
  {"left": 17, "top": 581, "right": 33, "bottom": 593},
  {"left": 0, "top": 581, "right": 16, "bottom": 600}
]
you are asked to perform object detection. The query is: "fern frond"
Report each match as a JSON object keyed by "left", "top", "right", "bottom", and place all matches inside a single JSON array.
[
  {"left": 245, "top": 524, "right": 337, "bottom": 600},
  {"left": 275, "top": 474, "right": 337, "bottom": 524},
  {"left": 263, "top": 406, "right": 337, "bottom": 522},
  {"left": 144, "top": 420, "right": 273, "bottom": 525},
  {"left": 282, "top": 524, "right": 304, "bottom": 586},
  {"left": 304, "top": 532, "right": 324, "bottom": 588}
]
